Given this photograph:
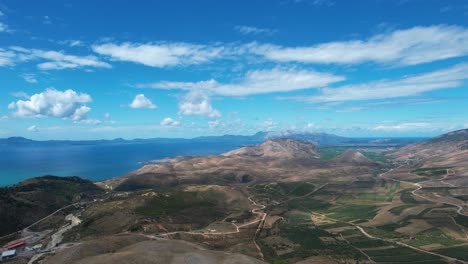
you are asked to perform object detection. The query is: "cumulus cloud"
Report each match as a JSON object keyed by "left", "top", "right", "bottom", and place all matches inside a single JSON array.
[
  {"left": 129, "top": 94, "right": 157, "bottom": 109},
  {"left": 251, "top": 25, "right": 468, "bottom": 66},
  {"left": 92, "top": 42, "right": 224, "bottom": 68},
  {"left": 104, "top": 112, "right": 111, "bottom": 118},
  {"left": 6, "top": 47, "right": 111, "bottom": 70},
  {"left": 160, "top": 117, "right": 180, "bottom": 126},
  {"left": 178, "top": 91, "right": 221, "bottom": 118},
  {"left": 234, "top": 25, "right": 276, "bottom": 35},
  {"left": 139, "top": 68, "right": 344, "bottom": 96},
  {"left": 8, "top": 88, "right": 92, "bottom": 121},
  {"left": 283, "top": 63, "right": 468, "bottom": 103},
  {"left": 70, "top": 106, "right": 91, "bottom": 121},
  {"left": 27, "top": 125, "right": 38, "bottom": 132}
]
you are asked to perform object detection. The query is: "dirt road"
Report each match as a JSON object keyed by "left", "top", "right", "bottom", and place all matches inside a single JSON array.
[{"left": 379, "top": 166, "right": 468, "bottom": 216}]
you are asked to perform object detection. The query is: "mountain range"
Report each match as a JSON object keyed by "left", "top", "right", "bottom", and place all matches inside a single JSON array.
[{"left": 0, "top": 131, "right": 425, "bottom": 147}]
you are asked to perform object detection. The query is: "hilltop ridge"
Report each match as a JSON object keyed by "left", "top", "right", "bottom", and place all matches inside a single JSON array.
[
  {"left": 222, "top": 138, "right": 320, "bottom": 159},
  {"left": 391, "top": 128, "right": 468, "bottom": 176},
  {"left": 103, "top": 138, "right": 383, "bottom": 191},
  {"left": 332, "top": 149, "right": 377, "bottom": 165}
]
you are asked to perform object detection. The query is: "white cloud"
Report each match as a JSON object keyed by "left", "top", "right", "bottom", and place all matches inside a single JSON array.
[
  {"left": 22, "top": 74, "right": 37, "bottom": 83},
  {"left": 234, "top": 25, "right": 276, "bottom": 35},
  {"left": 251, "top": 25, "right": 468, "bottom": 66},
  {"left": 0, "top": 48, "right": 15, "bottom": 66},
  {"left": 11, "top": 91, "right": 29, "bottom": 98},
  {"left": 104, "top": 112, "right": 111, "bottom": 118},
  {"left": 178, "top": 91, "right": 221, "bottom": 118},
  {"left": 140, "top": 68, "right": 344, "bottom": 96},
  {"left": 311, "top": 0, "right": 335, "bottom": 6},
  {"left": 8, "top": 47, "right": 111, "bottom": 70},
  {"left": 8, "top": 88, "right": 92, "bottom": 121},
  {"left": 70, "top": 106, "right": 91, "bottom": 121},
  {"left": 42, "top": 15, "right": 52, "bottom": 24},
  {"left": 285, "top": 63, "right": 468, "bottom": 103},
  {"left": 160, "top": 117, "right": 180, "bottom": 126},
  {"left": 372, "top": 122, "right": 431, "bottom": 131},
  {"left": 287, "top": 0, "right": 335, "bottom": 6},
  {"left": 76, "top": 119, "right": 101, "bottom": 125},
  {"left": 258, "top": 120, "right": 277, "bottom": 131},
  {"left": 129, "top": 94, "right": 157, "bottom": 109},
  {"left": 208, "top": 120, "right": 220, "bottom": 129},
  {"left": 27, "top": 125, "right": 38, "bottom": 132},
  {"left": 0, "top": 22, "right": 9, "bottom": 32},
  {"left": 58, "top": 40, "right": 84, "bottom": 47},
  {"left": 92, "top": 42, "right": 224, "bottom": 68}
]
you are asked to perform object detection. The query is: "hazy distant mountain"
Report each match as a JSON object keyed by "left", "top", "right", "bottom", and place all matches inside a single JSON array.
[
  {"left": 223, "top": 138, "right": 320, "bottom": 159},
  {"left": 0, "top": 131, "right": 425, "bottom": 147}
]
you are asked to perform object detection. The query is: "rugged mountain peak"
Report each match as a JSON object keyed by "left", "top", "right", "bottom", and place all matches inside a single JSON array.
[
  {"left": 222, "top": 138, "right": 320, "bottom": 159},
  {"left": 332, "top": 149, "right": 373, "bottom": 164}
]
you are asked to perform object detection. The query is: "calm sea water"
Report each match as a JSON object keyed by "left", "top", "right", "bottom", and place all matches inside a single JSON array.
[{"left": 0, "top": 142, "right": 239, "bottom": 187}]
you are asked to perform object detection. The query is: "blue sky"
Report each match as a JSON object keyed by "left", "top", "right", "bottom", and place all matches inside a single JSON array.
[{"left": 0, "top": 0, "right": 467, "bottom": 139}]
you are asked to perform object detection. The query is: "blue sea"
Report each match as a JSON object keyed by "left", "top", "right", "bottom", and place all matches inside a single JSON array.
[{"left": 0, "top": 142, "right": 239, "bottom": 187}]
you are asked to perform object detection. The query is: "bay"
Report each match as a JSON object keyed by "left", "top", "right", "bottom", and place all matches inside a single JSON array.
[{"left": 0, "top": 142, "right": 239, "bottom": 186}]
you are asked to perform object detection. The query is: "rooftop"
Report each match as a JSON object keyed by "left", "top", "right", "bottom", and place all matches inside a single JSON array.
[{"left": 1, "top": 249, "right": 16, "bottom": 257}]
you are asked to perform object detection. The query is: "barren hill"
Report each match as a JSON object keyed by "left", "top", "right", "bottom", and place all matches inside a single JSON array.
[
  {"left": 44, "top": 234, "right": 265, "bottom": 264},
  {"left": 222, "top": 138, "right": 319, "bottom": 159},
  {"left": 332, "top": 149, "right": 377, "bottom": 165},
  {"left": 102, "top": 139, "right": 382, "bottom": 191},
  {"left": 391, "top": 128, "right": 468, "bottom": 176}
]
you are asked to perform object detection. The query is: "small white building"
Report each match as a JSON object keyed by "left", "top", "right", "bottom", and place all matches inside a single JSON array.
[{"left": 1, "top": 249, "right": 16, "bottom": 259}]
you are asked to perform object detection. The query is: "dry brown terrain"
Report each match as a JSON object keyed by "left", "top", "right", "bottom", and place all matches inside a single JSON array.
[
  {"left": 391, "top": 129, "right": 468, "bottom": 178},
  {"left": 101, "top": 139, "right": 382, "bottom": 191},
  {"left": 43, "top": 234, "right": 265, "bottom": 264}
]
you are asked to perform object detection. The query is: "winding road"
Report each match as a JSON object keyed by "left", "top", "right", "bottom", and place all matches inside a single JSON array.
[
  {"left": 156, "top": 196, "right": 267, "bottom": 237},
  {"left": 379, "top": 166, "right": 468, "bottom": 217},
  {"left": 311, "top": 210, "right": 468, "bottom": 264}
]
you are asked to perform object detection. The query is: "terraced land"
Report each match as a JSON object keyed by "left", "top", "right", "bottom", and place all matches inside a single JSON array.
[{"left": 249, "top": 168, "right": 468, "bottom": 264}]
